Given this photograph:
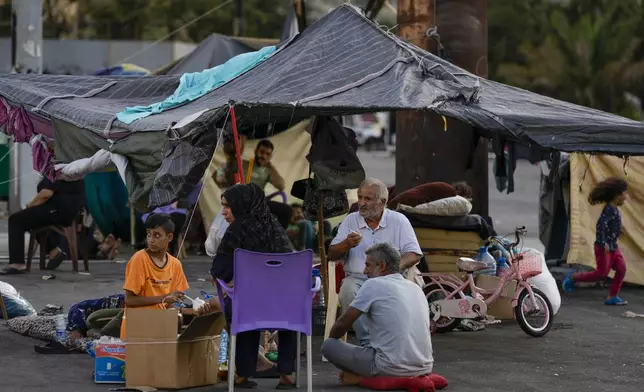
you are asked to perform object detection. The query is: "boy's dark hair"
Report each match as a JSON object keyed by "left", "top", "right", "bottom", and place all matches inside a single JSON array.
[
  {"left": 291, "top": 203, "right": 303, "bottom": 209},
  {"left": 256, "top": 139, "right": 274, "bottom": 151},
  {"left": 452, "top": 181, "right": 473, "bottom": 200},
  {"left": 588, "top": 177, "right": 628, "bottom": 205},
  {"left": 145, "top": 213, "right": 175, "bottom": 234}
]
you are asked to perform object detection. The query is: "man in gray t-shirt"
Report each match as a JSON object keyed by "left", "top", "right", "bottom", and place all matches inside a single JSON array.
[{"left": 321, "top": 243, "right": 433, "bottom": 381}]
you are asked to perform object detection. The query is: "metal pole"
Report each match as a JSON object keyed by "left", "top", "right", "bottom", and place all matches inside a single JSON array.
[
  {"left": 233, "top": 0, "right": 245, "bottom": 36},
  {"left": 9, "top": 0, "right": 43, "bottom": 214}
]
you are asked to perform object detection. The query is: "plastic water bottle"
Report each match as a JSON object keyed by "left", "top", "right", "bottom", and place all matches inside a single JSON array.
[
  {"left": 55, "top": 313, "right": 67, "bottom": 343},
  {"left": 497, "top": 257, "right": 510, "bottom": 277},
  {"left": 312, "top": 269, "right": 324, "bottom": 306},
  {"left": 319, "top": 287, "right": 325, "bottom": 307},
  {"left": 474, "top": 246, "right": 496, "bottom": 276},
  {"left": 218, "top": 330, "right": 229, "bottom": 366}
]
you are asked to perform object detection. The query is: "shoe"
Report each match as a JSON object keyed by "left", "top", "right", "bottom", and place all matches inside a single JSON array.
[
  {"left": 562, "top": 271, "right": 574, "bottom": 293},
  {"left": 604, "top": 296, "right": 627, "bottom": 306}
]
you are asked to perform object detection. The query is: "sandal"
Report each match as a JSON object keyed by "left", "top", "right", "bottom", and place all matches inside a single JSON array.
[
  {"left": 275, "top": 382, "right": 296, "bottom": 390},
  {"left": 45, "top": 250, "right": 67, "bottom": 270},
  {"left": 0, "top": 267, "right": 27, "bottom": 275},
  {"left": 34, "top": 341, "right": 72, "bottom": 354},
  {"left": 234, "top": 380, "right": 258, "bottom": 389}
]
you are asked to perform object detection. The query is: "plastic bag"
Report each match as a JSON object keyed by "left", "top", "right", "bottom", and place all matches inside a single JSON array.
[
  {"left": 524, "top": 249, "right": 561, "bottom": 315},
  {"left": 0, "top": 281, "right": 37, "bottom": 319}
]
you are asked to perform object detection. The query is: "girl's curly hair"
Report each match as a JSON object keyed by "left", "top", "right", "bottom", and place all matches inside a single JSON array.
[{"left": 588, "top": 177, "right": 628, "bottom": 205}]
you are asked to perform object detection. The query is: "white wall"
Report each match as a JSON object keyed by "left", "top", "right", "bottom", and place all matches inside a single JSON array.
[{"left": 0, "top": 38, "right": 196, "bottom": 74}]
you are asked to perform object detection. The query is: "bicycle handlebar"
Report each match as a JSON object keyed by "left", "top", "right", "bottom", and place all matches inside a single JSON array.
[
  {"left": 486, "top": 226, "right": 527, "bottom": 253},
  {"left": 512, "top": 226, "right": 527, "bottom": 248}
]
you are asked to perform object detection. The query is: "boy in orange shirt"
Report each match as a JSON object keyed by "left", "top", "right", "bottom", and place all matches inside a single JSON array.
[{"left": 120, "top": 214, "right": 190, "bottom": 340}]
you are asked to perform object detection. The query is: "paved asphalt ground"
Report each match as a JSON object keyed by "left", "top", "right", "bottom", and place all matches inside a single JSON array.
[{"left": 2, "top": 152, "right": 644, "bottom": 391}]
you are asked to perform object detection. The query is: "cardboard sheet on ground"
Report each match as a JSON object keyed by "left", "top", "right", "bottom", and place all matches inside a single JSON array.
[
  {"left": 569, "top": 153, "right": 644, "bottom": 285},
  {"left": 198, "top": 121, "right": 357, "bottom": 231}
]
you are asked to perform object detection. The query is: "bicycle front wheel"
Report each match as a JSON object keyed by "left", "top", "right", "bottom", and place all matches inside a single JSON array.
[{"left": 515, "top": 287, "right": 554, "bottom": 337}]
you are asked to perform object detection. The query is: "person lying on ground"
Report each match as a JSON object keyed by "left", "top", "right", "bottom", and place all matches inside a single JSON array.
[
  {"left": 322, "top": 243, "right": 434, "bottom": 384},
  {"left": 286, "top": 203, "right": 332, "bottom": 251},
  {"left": 43, "top": 227, "right": 121, "bottom": 270},
  {"left": 120, "top": 213, "right": 191, "bottom": 340},
  {"left": 563, "top": 177, "right": 629, "bottom": 305},
  {"left": 1, "top": 174, "right": 85, "bottom": 275},
  {"left": 208, "top": 183, "right": 297, "bottom": 389},
  {"left": 67, "top": 294, "right": 125, "bottom": 340},
  {"left": 386, "top": 181, "right": 457, "bottom": 210},
  {"left": 328, "top": 178, "right": 422, "bottom": 345}
]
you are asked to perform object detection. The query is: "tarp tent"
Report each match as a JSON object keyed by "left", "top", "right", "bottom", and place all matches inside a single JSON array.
[
  {"left": 566, "top": 154, "right": 644, "bottom": 285},
  {"left": 2, "top": 5, "right": 644, "bottom": 210}
]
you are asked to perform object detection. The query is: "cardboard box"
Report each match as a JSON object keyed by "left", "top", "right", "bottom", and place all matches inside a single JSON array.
[
  {"left": 94, "top": 341, "right": 126, "bottom": 384},
  {"left": 125, "top": 309, "right": 224, "bottom": 390},
  {"left": 475, "top": 275, "right": 517, "bottom": 320}
]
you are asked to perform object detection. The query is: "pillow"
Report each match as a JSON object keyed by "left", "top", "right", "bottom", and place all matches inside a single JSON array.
[
  {"left": 398, "top": 196, "right": 472, "bottom": 216},
  {"left": 387, "top": 182, "right": 457, "bottom": 209}
]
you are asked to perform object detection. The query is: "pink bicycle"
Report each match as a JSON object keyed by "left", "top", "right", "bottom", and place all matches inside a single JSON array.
[{"left": 421, "top": 227, "right": 554, "bottom": 337}]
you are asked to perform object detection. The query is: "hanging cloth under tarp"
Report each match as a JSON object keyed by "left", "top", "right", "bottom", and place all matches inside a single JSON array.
[{"left": 84, "top": 171, "right": 133, "bottom": 240}]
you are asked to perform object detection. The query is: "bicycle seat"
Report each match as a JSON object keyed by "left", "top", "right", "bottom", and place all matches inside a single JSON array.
[{"left": 457, "top": 257, "right": 489, "bottom": 272}]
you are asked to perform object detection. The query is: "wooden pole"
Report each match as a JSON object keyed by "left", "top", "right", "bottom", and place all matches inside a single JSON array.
[
  {"left": 316, "top": 195, "right": 329, "bottom": 302},
  {"left": 396, "top": 0, "right": 489, "bottom": 216},
  {"left": 435, "top": 0, "right": 489, "bottom": 216}
]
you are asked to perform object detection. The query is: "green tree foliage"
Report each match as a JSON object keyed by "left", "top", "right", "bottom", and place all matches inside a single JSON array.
[
  {"left": 490, "top": 0, "right": 644, "bottom": 118},
  {"left": 40, "top": 0, "right": 289, "bottom": 41}
]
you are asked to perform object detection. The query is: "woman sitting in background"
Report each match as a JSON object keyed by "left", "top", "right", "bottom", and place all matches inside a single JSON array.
[{"left": 205, "top": 183, "right": 297, "bottom": 389}]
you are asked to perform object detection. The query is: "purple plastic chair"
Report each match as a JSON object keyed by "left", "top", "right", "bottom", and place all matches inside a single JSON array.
[{"left": 216, "top": 249, "right": 320, "bottom": 392}]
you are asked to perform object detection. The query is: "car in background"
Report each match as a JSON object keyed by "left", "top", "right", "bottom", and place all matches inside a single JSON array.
[{"left": 343, "top": 113, "right": 387, "bottom": 151}]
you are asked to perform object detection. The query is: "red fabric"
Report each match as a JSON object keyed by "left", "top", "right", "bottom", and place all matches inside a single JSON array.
[
  {"left": 359, "top": 374, "right": 448, "bottom": 392},
  {"left": 336, "top": 263, "right": 344, "bottom": 294},
  {"left": 574, "top": 244, "right": 627, "bottom": 297},
  {"left": 428, "top": 374, "right": 448, "bottom": 389},
  {"left": 387, "top": 182, "right": 457, "bottom": 209}
]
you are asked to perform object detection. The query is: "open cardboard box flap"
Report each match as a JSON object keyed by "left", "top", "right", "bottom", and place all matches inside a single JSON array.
[
  {"left": 126, "top": 309, "right": 225, "bottom": 389},
  {"left": 126, "top": 309, "right": 224, "bottom": 341}
]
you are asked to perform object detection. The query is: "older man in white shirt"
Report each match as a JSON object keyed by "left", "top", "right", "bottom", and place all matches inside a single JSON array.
[{"left": 328, "top": 178, "right": 422, "bottom": 344}]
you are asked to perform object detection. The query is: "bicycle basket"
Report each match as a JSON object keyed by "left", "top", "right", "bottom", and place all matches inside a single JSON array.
[{"left": 516, "top": 249, "right": 543, "bottom": 279}]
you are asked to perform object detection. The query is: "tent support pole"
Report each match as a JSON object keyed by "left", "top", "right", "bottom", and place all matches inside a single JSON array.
[
  {"left": 396, "top": 0, "right": 489, "bottom": 216},
  {"left": 316, "top": 197, "right": 329, "bottom": 303},
  {"left": 130, "top": 206, "right": 136, "bottom": 247},
  {"left": 230, "top": 106, "right": 245, "bottom": 185}
]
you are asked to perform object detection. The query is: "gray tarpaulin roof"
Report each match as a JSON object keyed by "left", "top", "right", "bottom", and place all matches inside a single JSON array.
[{"left": 1, "top": 5, "right": 644, "bottom": 208}]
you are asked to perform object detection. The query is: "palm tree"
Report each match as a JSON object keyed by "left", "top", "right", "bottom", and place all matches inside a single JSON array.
[{"left": 497, "top": 1, "right": 644, "bottom": 119}]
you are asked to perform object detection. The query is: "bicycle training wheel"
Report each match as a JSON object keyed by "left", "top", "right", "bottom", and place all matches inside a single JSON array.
[
  {"left": 424, "top": 282, "right": 465, "bottom": 333},
  {"left": 515, "top": 287, "right": 553, "bottom": 337}
]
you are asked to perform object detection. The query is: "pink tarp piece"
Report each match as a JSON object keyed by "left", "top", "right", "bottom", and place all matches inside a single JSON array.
[
  {"left": 31, "top": 135, "right": 56, "bottom": 181},
  {"left": 0, "top": 97, "right": 56, "bottom": 181},
  {"left": 0, "top": 97, "right": 34, "bottom": 143}
]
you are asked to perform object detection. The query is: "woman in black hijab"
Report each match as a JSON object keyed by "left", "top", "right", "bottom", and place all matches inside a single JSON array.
[{"left": 210, "top": 183, "right": 297, "bottom": 389}]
